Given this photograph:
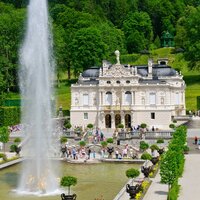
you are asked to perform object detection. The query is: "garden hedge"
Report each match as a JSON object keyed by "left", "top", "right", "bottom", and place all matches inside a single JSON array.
[{"left": 0, "top": 106, "right": 20, "bottom": 126}]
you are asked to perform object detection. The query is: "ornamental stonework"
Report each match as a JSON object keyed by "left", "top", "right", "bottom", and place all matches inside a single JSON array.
[{"left": 103, "top": 64, "right": 132, "bottom": 77}]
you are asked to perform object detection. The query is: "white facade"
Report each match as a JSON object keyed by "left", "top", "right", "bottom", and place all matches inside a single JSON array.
[{"left": 70, "top": 54, "right": 186, "bottom": 130}]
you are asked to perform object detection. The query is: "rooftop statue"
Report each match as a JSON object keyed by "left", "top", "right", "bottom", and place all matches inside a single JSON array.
[{"left": 115, "top": 50, "right": 120, "bottom": 64}]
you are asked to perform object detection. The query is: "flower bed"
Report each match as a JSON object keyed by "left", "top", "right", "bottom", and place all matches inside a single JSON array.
[
  {"left": 135, "top": 179, "right": 152, "bottom": 200},
  {"left": 149, "top": 162, "right": 160, "bottom": 178}
]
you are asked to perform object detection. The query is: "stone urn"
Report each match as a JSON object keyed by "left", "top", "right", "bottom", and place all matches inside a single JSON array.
[
  {"left": 151, "top": 156, "right": 159, "bottom": 165},
  {"left": 61, "top": 193, "right": 77, "bottom": 200},
  {"left": 107, "top": 147, "right": 114, "bottom": 158},
  {"left": 141, "top": 166, "right": 152, "bottom": 178},
  {"left": 158, "top": 148, "right": 164, "bottom": 155},
  {"left": 126, "top": 183, "right": 141, "bottom": 199}
]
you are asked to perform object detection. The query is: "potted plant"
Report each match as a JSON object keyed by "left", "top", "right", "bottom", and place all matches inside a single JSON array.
[
  {"left": 139, "top": 141, "right": 149, "bottom": 152},
  {"left": 125, "top": 168, "right": 141, "bottom": 199},
  {"left": 106, "top": 138, "right": 113, "bottom": 144},
  {"left": 79, "top": 141, "right": 86, "bottom": 147},
  {"left": 60, "top": 176, "right": 77, "bottom": 200},
  {"left": 169, "top": 123, "right": 175, "bottom": 129}
]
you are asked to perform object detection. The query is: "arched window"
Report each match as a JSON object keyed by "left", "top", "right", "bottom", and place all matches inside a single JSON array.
[
  {"left": 125, "top": 91, "right": 132, "bottom": 105},
  {"left": 105, "top": 92, "right": 112, "bottom": 105},
  {"left": 107, "top": 81, "right": 111, "bottom": 84}
]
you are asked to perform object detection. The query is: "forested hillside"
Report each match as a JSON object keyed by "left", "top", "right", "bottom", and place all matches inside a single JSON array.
[{"left": 0, "top": 0, "right": 200, "bottom": 111}]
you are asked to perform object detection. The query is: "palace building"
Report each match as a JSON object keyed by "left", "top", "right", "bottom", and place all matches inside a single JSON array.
[{"left": 70, "top": 51, "right": 186, "bottom": 130}]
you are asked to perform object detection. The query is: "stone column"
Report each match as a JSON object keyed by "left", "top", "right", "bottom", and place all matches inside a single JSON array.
[
  {"left": 121, "top": 111, "right": 125, "bottom": 126},
  {"left": 111, "top": 111, "right": 115, "bottom": 129}
]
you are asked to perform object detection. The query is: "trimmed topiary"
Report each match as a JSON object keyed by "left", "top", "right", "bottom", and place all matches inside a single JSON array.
[
  {"left": 60, "top": 136, "right": 68, "bottom": 144},
  {"left": 79, "top": 141, "right": 86, "bottom": 147},
  {"left": 60, "top": 176, "right": 77, "bottom": 195},
  {"left": 141, "top": 152, "right": 152, "bottom": 160},
  {"left": 106, "top": 138, "right": 113, "bottom": 143},
  {"left": 87, "top": 123, "right": 93, "bottom": 129},
  {"left": 140, "top": 141, "right": 149, "bottom": 151},
  {"left": 157, "top": 139, "right": 164, "bottom": 143}
]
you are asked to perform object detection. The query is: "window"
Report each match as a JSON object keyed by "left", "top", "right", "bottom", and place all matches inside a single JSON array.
[
  {"left": 142, "top": 97, "right": 145, "bottom": 105},
  {"left": 116, "top": 80, "right": 120, "bottom": 84},
  {"left": 125, "top": 91, "right": 132, "bottom": 105},
  {"left": 151, "top": 113, "right": 155, "bottom": 119},
  {"left": 161, "top": 97, "right": 164, "bottom": 105},
  {"left": 83, "top": 94, "right": 89, "bottom": 105},
  {"left": 107, "top": 81, "right": 111, "bottom": 84},
  {"left": 149, "top": 93, "right": 156, "bottom": 105},
  {"left": 84, "top": 113, "right": 88, "bottom": 120},
  {"left": 175, "top": 92, "right": 179, "bottom": 104},
  {"left": 105, "top": 92, "right": 112, "bottom": 105},
  {"left": 126, "top": 80, "right": 130, "bottom": 84}
]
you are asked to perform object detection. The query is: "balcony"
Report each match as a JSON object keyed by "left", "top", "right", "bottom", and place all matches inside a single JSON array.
[{"left": 101, "top": 105, "right": 131, "bottom": 111}]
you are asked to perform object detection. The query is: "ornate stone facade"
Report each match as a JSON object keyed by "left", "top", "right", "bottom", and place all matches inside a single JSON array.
[{"left": 70, "top": 51, "right": 186, "bottom": 130}]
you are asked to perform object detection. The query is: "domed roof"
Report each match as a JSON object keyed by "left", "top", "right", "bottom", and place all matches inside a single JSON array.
[
  {"left": 82, "top": 67, "right": 100, "bottom": 78},
  {"left": 137, "top": 66, "right": 177, "bottom": 77}
]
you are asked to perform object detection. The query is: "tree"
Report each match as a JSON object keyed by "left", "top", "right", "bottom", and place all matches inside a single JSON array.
[
  {"left": 60, "top": 176, "right": 77, "bottom": 195},
  {"left": 122, "top": 11, "right": 153, "bottom": 53},
  {"left": 0, "top": 126, "right": 9, "bottom": 153},
  {"left": 0, "top": 3, "right": 25, "bottom": 92},
  {"left": 160, "top": 150, "right": 178, "bottom": 197},
  {"left": 71, "top": 27, "right": 106, "bottom": 73}
]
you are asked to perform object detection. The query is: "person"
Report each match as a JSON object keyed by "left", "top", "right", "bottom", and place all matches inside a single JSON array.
[
  {"left": 152, "top": 126, "right": 155, "bottom": 131},
  {"left": 195, "top": 136, "right": 198, "bottom": 145},
  {"left": 115, "top": 150, "right": 119, "bottom": 159},
  {"left": 88, "top": 148, "right": 91, "bottom": 159},
  {"left": 72, "top": 148, "right": 77, "bottom": 160}
]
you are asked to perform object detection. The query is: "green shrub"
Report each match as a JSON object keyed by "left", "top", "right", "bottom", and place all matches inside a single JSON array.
[
  {"left": 60, "top": 136, "right": 68, "bottom": 144},
  {"left": 87, "top": 123, "right": 93, "bottom": 129},
  {"left": 10, "top": 144, "right": 18, "bottom": 152},
  {"left": 157, "top": 139, "right": 164, "bottom": 143},
  {"left": 140, "top": 141, "right": 149, "bottom": 151},
  {"left": 64, "top": 122, "right": 72, "bottom": 129},
  {"left": 106, "top": 138, "right": 113, "bottom": 143},
  {"left": 0, "top": 153, "right": 7, "bottom": 161},
  {"left": 140, "top": 123, "right": 147, "bottom": 128},
  {"left": 117, "top": 123, "right": 124, "bottom": 128},
  {"left": 169, "top": 124, "right": 175, "bottom": 129},
  {"left": 141, "top": 152, "right": 152, "bottom": 160},
  {"left": 150, "top": 144, "right": 159, "bottom": 151},
  {"left": 183, "top": 145, "right": 189, "bottom": 152},
  {"left": 14, "top": 137, "right": 21, "bottom": 143},
  {"left": 79, "top": 141, "right": 86, "bottom": 147},
  {"left": 126, "top": 168, "right": 140, "bottom": 179},
  {"left": 0, "top": 106, "right": 20, "bottom": 126},
  {"left": 101, "top": 141, "right": 108, "bottom": 148}
]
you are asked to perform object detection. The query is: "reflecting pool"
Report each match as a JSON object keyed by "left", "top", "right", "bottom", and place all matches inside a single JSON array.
[{"left": 0, "top": 162, "right": 140, "bottom": 200}]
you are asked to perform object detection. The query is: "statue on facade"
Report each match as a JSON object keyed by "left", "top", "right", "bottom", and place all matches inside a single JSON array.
[{"left": 115, "top": 50, "right": 120, "bottom": 64}]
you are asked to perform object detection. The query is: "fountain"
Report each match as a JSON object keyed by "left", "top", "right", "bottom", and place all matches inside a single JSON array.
[{"left": 17, "top": 0, "right": 59, "bottom": 195}]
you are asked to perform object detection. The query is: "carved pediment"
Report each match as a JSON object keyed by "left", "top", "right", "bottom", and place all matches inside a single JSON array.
[{"left": 103, "top": 64, "right": 132, "bottom": 77}]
